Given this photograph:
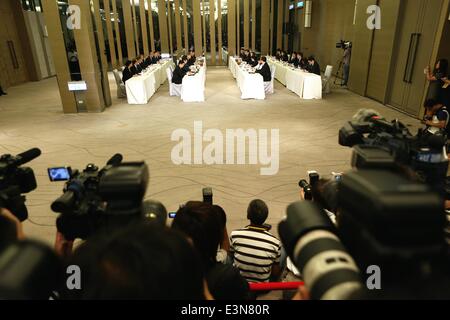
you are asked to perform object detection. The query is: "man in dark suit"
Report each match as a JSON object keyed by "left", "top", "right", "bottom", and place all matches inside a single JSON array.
[
  {"left": 145, "top": 52, "right": 154, "bottom": 67},
  {"left": 172, "top": 60, "right": 187, "bottom": 85},
  {"left": 122, "top": 60, "right": 135, "bottom": 83},
  {"left": 255, "top": 56, "right": 272, "bottom": 82},
  {"left": 188, "top": 49, "right": 196, "bottom": 65},
  {"left": 306, "top": 56, "right": 321, "bottom": 75},
  {"left": 133, "top": 58, "right": 143, "bottom": 74},
  {"left": 151, "top": 51, "right": 158, "bottom": 64},
  {"left": 138, "top": 54, "right": 147, "bottom": 70}
]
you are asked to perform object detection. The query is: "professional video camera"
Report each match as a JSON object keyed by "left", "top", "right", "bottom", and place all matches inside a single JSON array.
[
  {"left": 336, "top": 40, "right": 352, "bottom": 49},
  {"left": 0, "top": 148, "right": 41, "bottom": 221},
  {"left": 50, "top": 154, "right": 150, "bottom": 240},
  {"left": 339, "top": 110, "right": 449, "bottom": 193},
  {"left": 280, "top": 169, "right": 450, "bottom": 300}
]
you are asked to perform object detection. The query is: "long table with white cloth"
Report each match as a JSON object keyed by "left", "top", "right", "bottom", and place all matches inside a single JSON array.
[
  {"left": 267, "top": 57, "right": 322, "bottom": 100},
  {"left": 181, "top": 62, "right": 207, "bottom": 102},
  {"left": 229, "top": 57, "right": 265, "bottom": 100},
  {"left": 125, "top": 59, "right": 174, "bottom": 105}
]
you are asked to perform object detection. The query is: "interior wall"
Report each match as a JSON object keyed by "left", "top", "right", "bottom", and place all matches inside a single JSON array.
[
  {"left": 437, "top": 3, "right": 450, "bottom": 60},
  {"left": 0, "top": 0, "right": 31, "bottom": 89},
  {"left": 300, "top": 0, "right": 355, "bottom": 74}
]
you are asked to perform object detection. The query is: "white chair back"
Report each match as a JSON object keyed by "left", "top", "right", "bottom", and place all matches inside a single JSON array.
[
  {"left": 271, "top": 66, "right": 276, "bottom": 81},
  {"left": 113, "top": 69, "right": 121, "bottom": 83},
  {"left": 324, "top": 65, "right": 333, "bottom": 79},
  {"left": 166, "top": 67, "right": 173, "bottom": 82},
  {"left": 113, "top": 69, "right": 127, "bottom": 98}
]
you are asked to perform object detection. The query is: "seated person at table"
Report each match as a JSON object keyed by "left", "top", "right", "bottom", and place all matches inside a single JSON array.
[
  {"left": 189, "top": 49, "right": 196, "bottom": 65},
  {"left": 249, "top": 52, "right": 258, "bottom": 67},
  {"left": 297, "top": 52, "right": 306, "bottom": 69},
  {"left": 276, "top": 49, "right": 282, "bottom": 60},
  {"left": 151, "top": 51, "right": 159, "bottom": 64},
  {"left": 172, "top": 60, "right": 187, "bottom": 85},
  {"left": 256, "top": 56, "right": 272, "bottom": 82},
  {"left": 243, "top": 50, "right": 251, "bottom": 64},
  {"left": 145, "top": 52, "right": 154, "bottom": 67},
  {"left": 280, "top": 51, "right": 289, "bottom": 62},
  {"left": 156, "top": 51, "right": 162, "bottom": 61},
  {"left": 180, "top": 56, "right": 191, "bottom": 73},
  {"left": 240, "top": 48, "right": 246, "bottom": 59},
  {"left": 186, "top": 53, "right": 194, "bottom": 67},
  {"left": 290, "top": 52, "right": 299, "bottom": 67},
  {"left": 131, "top": 59, "right": 142, "bottom": 74},
  {"left": 122, "top": 60, "right": 135, "bottom": 83},
  {"left": 306, "top": 56, "right": 321, "bottom": 75}
]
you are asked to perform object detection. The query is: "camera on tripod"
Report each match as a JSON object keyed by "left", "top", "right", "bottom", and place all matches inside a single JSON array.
[
  {"left": 0, "top": 148, "right": 41, "bottom": 221},
  {"left": 336, "top": 40, "right": 352, "bottom": 49},
  {"left": 49, "top": 154, "right": 150, "bottom": 240}
]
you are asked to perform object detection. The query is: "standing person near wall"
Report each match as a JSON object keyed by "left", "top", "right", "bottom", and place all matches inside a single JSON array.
[
  {"left": 426, "top": 59, "right": 448, "bottom": 102},
  {"left": 342, "top": 42, "right": 352, "bottom": 87}
]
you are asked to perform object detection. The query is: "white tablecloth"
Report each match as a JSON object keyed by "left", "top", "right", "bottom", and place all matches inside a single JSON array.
[
  {"left": 229, "top": 57, "right": 265, "bottom": 100},
  {"left": 181, "top": 63, "right": 207, "bottom": 102},
  {"left": 268, "top": 57, "right": 322, "bottom": 100},
  {"left": 125, "top": 59, "right": 174, "bottom": 105}
]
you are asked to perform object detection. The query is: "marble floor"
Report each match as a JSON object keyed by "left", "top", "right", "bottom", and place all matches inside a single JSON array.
[{"left": 0, "top": 67, "right": 420, "bottom": 245}]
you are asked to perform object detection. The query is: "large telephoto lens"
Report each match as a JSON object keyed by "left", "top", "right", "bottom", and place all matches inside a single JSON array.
[{"left": 279, "top": 201, "right": 362, "bottom": 300}]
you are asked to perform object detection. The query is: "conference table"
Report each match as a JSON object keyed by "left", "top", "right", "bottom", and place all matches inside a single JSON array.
[
  {"left": 229, "top": 57, "right": 265, "bottom": 100},
  {"left": 181, "top": 62, "right": 207, "bottom": 102},
  {"left": 125, "top": 59, "right": 174, "bottom": 105},
  {"left": 267, "top": 57, "right": 322, "bottom": 100}
]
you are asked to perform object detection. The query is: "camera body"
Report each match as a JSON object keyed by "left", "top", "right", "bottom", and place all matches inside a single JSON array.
[
  {"left": 0, "top": 149, "right": 41, "bottom": 221},
  {"left": 51, "top": 155, "right": 149, "bottom": 240},
  {"left": 339, "top": 113, "right": 449, "bottom": 192},
  {"left": 336, "top": 40, "right": 352, "bottom": 49}
]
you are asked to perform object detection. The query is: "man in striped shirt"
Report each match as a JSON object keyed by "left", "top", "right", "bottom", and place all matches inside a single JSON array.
[{"left": 230, "top": 200, "right": 282, "bottom": 283}]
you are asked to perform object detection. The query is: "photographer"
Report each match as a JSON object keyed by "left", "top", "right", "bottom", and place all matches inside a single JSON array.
[
  {"left": 172, "top": 201, "right": 249, "bottom": 300},
  {"left": 422, "top": 99, "right": 449, "bottom": 135},
  {"left": 229, "top": 200, "right": 282, "bottom": 284},
  {"left": 62, "top": 222, "right": 210, "bottom": 300}
]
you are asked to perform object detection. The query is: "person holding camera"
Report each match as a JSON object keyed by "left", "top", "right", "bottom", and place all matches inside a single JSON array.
[
  {"left": 422, "top": 98, "right": 449, "bottom": 135},
  {"left": 229, "top": 199, "right": 282, "bottom": 284},
  {"left": 172, "top": 201, "right": 249, "bottom": 300}
]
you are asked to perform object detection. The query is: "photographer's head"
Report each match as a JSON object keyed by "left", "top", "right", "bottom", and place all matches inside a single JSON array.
[
  {"left": 64, "top": 222, "right": 206, "bottom": 300},
  {"left": 247, "top": 199, "right": 269, "bottom": 226},
  {"left": 172, "top": 201, "right": 222, "bottom": 268},
  {"left": 424, "top": 98, "right": 443, "bottom": 113}
]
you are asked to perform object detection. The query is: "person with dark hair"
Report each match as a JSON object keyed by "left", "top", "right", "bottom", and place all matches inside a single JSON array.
[
  {"left": 307, "top": 56, "right": 321, "bottom": 75},
  {"left": 172, "top": 59, "right": 187, "bottom": 85},
  {"left": 249, "top": 52, "right": 258, "bottom": 67},
  {"left": 188, "top": 49, "right": 196, "bottom": 65},
  {"left": 62, "top": 222, "right": 208, "bottom": 300},
  {"left": 122, "top": 60, "right": 135, "bottom": 83},
  {"left": 290, "top": 52, "right": 298, "bottom": 67},
  {"left": 256, "top": 56, "right": 272, "bottom": 82},
  {"left": 230, "top": 199, "right": 282, "bottom": 283},
  {"left": 172, "top": 202, "right": 249, "bottom": 300},
  {"left": 422, "top": 98, "right": 449, "bottom": 135},
  {"left": 280, "top": 51, "right": 289, "bottom": 62},
  {"left": 145, "top": 52, "right": 155, "bottom": 67},
  {"left": 0, "top": 85, "right": 7, "bottom": 96},
  {"left": 426, "top": 59, "right": 448, "bottom": 102}
]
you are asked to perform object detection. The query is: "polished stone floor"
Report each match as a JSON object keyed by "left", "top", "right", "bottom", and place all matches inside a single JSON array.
[{"left": 0, "top": 67, "right": 419, "bottom": 245}]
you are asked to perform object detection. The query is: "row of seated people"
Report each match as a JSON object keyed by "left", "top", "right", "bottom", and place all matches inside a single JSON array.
[
  {"left": 172, "top": 49, "right": 198, "bottom": 85},
  {"left": 275, "top": 49, "right": 321, "bottom": 76},
  {"left": 238, "top": 49, "right": 275, "bottom": 83},
  {"left": 122, "top": 51, "right": 163, "bottom": 83}
]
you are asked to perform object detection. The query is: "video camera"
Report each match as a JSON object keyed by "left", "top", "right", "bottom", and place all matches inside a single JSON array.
[
  {"left": 0, "top": 148, "right": 41, "bottom": 221},
  {"left": 336, "top": 40, "right": 352, "bottom": 49},
  {"left": 50, "top": 154, "right": 150, "bottom": 240},
  {"left": 339, "top": 110, "right": 449, "bottom": 193},
  {"left": 280, "top": 169, "right": 449, "bottom": 300}
]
